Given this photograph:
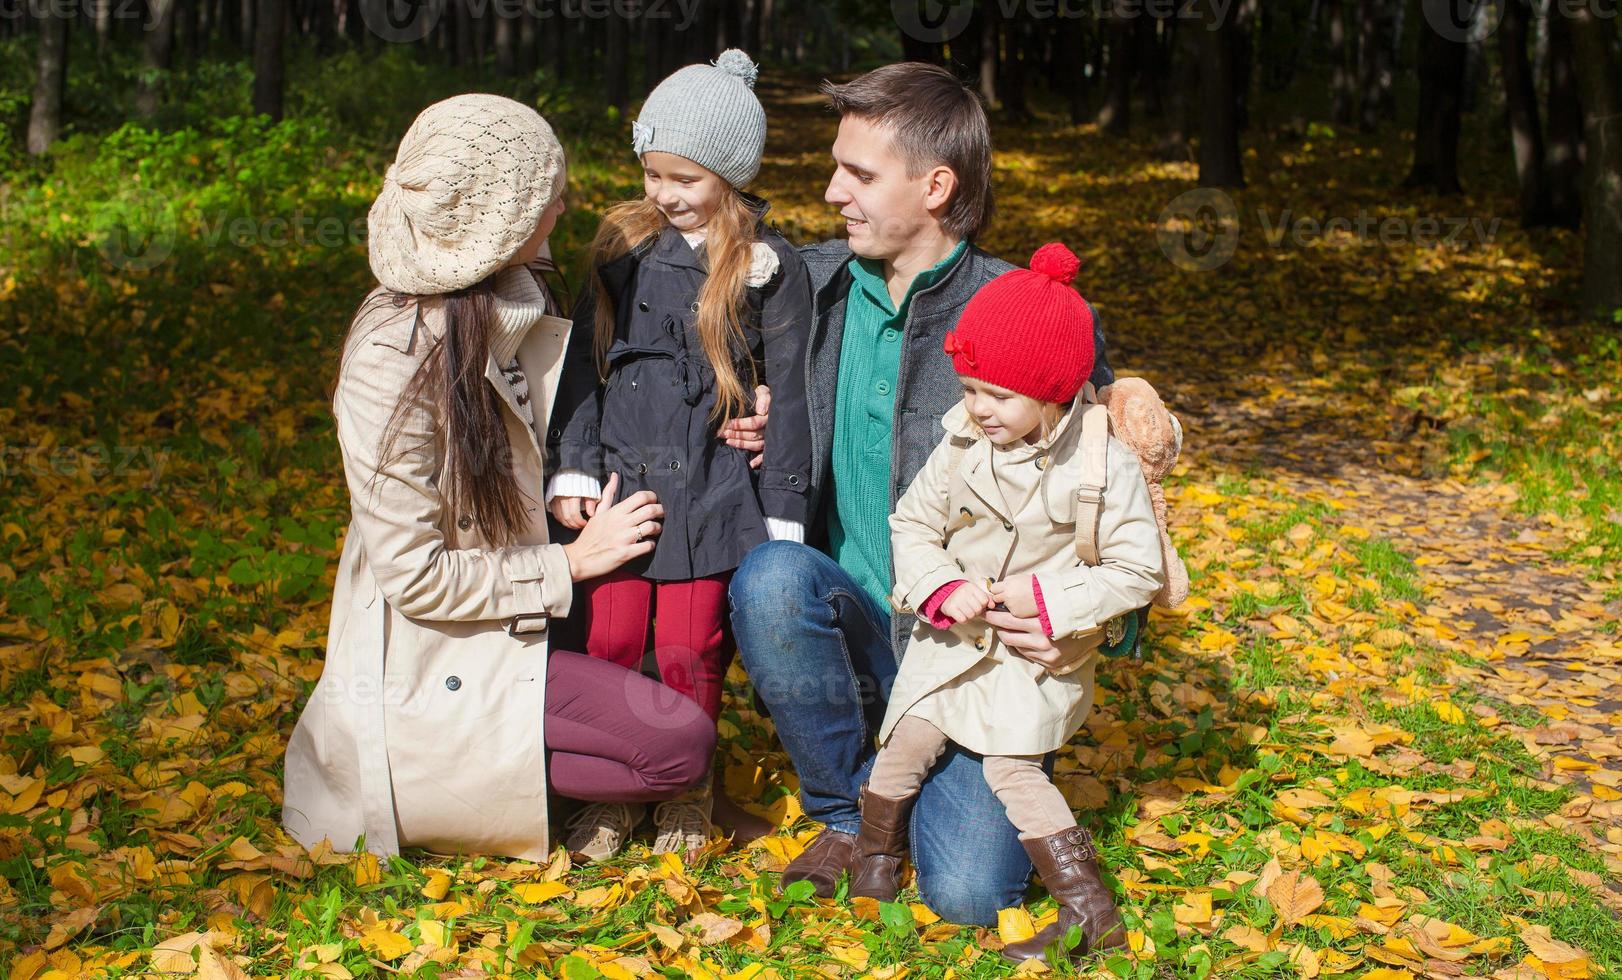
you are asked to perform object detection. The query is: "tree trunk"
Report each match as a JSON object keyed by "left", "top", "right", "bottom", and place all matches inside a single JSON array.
[
  {"left": 137, "top": 0, "right": 179, "bottom": 117},
  {"left": 27, "top": 1, "right": 69, "bottom": 155},
  {"left": 1097, "top": 3, "right": 1132, "bottom": 134},
  {"left": 1544, "top": 8, "right": 1584, "bottom": 228},
  {"left": 252, "top": 0, "right": 284, "bottom": 120},
  {"left": 1138, "top": 13, "right": 1166, "bottom": 119},
  {"left": 606, "top": 6, "right": 627, "bottom": 111},
  {"left": 94, "top": 0, "right": 113, "bottom": 50},
  {"left": 1566, "top": 0, "right": 1622, "bottom": 316},
  {"left": 1195, "top": 0, "right": 1243, "bottom": 186},
  {"left": 1403, "top": 0, "right": 1466, "bottom": 193},
  {"left": 1068, "top": 13, "right": 1091, "bottom": 125},
  {"left": 1356, "top": 0, "right": 1387, "bottom": 131},
  {"left": 1329, "top": 0, "right": 1354, "bottom": 124},
  {"left": 1002, "top": 13, "right": 1028, "bottom": 119},
  {"left": 1232, "top": 0, "right": 1257, "bottom": 131},
  {"left": 1499, "top": 0, "right": 1548, "bottom": 226},
  {"left": 1158, "top": 14, "right": 1198, "bottom": 159},
  {"left": 978, "top": 0, "right": 998, "bottom": 108}
]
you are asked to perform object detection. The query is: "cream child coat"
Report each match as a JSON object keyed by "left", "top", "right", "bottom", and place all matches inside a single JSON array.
[{"left": 881, "top": 397, "right": 1165, "bottom": 756}]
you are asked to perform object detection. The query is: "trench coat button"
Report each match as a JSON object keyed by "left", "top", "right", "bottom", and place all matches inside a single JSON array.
[
  {"left": 1003, "top": 520, "right": 1014, "bottom": 532},
  {"left": 670, "top": 460, "right": 682, "bottom": 471},
  {"left": 638, "top": 301, "right": 650, "bottom": 312},
  {"left": 689, "top": 301, "right": 700, "bottom": 313},
  {"left": 457, "top": 515, "right": 473, "bottom": 531},
  {"left": 959, "top": 506, "right": 971, "bottom": 517},
  {"left": 445, "top": 675, "right": 462, "bottom": 691},
  {"left": 637, "top": 463, "right": 648, "bottom": 474},
  {"left": 1035, "top": 456, "right": 1046, "bottom": 470},
  {"left": 549, "top": 427, "right": 561, "bottom": 440},
  {"left": 788, "top": 475, "right": 799, "bottom": 486},
  {"left": 974, "top": 637, "right": 986, "bottom": 651}
]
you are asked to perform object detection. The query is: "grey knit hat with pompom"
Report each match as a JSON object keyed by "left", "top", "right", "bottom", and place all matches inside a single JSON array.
[{"left": 631, "top": 49, "right": 767, "bottom": 189}]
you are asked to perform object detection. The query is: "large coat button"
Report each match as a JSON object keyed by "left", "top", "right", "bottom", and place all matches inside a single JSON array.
[
  {"left": 445, "top": 676, "right": 462, "bottom": 691},
  {"left": 638, "top": 301, "right": 650, "bottom": 312},
  {"left": 670, "top": 460, "right": 681, "bottom": 471}
]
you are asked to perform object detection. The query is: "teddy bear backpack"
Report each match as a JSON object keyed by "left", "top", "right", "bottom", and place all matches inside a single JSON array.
[{"left": 1075, "top": 378, "right": 1191, "bottom": 660}]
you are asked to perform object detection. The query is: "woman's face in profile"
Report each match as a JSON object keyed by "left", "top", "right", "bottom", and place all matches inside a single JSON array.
[{"left": 509, "top": 166, "right": 569, "bottom": 267}]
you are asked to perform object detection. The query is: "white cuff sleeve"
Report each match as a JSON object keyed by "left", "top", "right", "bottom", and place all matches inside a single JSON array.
[
  {"left": 545, "top": 470, "right": 603, "bottom": 505},
  {"left": 765, "top": 518, "right": 805, "bottom": 543}
]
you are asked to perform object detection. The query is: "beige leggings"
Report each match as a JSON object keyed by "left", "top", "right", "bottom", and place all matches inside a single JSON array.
[{"left": 868, "top": 715, "right": 1077, "bottom": 839}]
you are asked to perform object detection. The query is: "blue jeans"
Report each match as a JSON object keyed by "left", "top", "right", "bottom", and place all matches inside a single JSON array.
[{"left": 729, "top": 540, "right": 1035, "bottom": 926}]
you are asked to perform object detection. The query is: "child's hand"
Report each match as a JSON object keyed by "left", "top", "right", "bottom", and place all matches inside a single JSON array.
[
  {"left": 549, "top": 495, "right": 596, "bottom": 530},
  {"left": 988, "top": 575, "right": 1040, "bottom": 619},
  {"left": 940, "top": 582, "right": 994, "bottom": 625}
]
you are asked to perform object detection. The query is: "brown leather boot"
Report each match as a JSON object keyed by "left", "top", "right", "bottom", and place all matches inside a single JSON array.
[
  {"left": 848, "top": 786, "right": 915, "bottom": 900},
  {"left": 781, "top": 828, "right": 857, "bottom": 898},
  {"left": 1001, "top": 827, "right": 1128, "bottom": 965}
]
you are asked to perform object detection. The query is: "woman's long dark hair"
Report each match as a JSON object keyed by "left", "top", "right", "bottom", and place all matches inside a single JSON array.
[{"left": 343, "top": 274, "right": 530, "bottom": 548}]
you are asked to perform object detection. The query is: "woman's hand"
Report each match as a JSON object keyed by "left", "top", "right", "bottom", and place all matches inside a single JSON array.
[
  {"left": 561, "top": 473, "right": 663, "bottom": 581},
  {"left": 548, "top": 495, "right": 597, "bottom": 530},
  {"left": 717, "top": 384, "right": 771, "bottom": 469},
  {"left": 940, "top": 581, "right": 994, "bottom": 625},
  {"left": 988, "top": 575, "right": 1040, "bottom": 619},
  {"left": 983, "top": 609, "right": 1089, "bottom": 674}
]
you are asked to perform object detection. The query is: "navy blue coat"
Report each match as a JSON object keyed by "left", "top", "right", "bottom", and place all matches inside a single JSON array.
[{"left": 548, "top": 206, "right": 814, "bottom": 581}]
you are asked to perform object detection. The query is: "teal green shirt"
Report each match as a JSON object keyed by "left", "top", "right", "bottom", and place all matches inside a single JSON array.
[{"left": 829, "top": 241, "right": 968, "bottom": 608}]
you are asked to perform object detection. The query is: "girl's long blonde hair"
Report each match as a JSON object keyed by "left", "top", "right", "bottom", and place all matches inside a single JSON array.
[{"left": 585, "top": 188, "right": 761, "bottom": 422}]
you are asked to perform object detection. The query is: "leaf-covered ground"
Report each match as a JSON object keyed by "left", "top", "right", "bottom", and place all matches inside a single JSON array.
[{"left": 2, "top": 69, "right": 1620, "bottom": 979}]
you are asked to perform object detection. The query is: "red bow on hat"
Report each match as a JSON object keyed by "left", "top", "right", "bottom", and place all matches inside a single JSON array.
[{"left": 943, "top": 331, "right": 976, "bottom": 367}]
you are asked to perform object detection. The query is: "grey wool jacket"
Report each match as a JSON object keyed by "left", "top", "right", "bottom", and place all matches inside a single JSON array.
[{"left": 797, "top": 238, "right": 1116, "bottom": 656}]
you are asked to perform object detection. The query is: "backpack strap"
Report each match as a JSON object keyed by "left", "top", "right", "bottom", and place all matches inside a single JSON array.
[{"left": 1073, "top": 402, "right": 1110, "bottom": 566}]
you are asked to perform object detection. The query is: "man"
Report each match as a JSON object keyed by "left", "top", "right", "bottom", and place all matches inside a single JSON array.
[{"left": 726, "top": 63, "right": 1114, "bottom": 926}]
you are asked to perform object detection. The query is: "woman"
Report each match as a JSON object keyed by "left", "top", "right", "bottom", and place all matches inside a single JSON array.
[{"left": 281, "top": 94, "right": 715, "bottom": 863}]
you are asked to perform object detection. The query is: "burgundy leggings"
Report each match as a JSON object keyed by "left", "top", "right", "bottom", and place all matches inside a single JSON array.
[
  {"left": 582, "top": 569, "right": 733, "bottom": 721},
  {"left": 544, "top": 650, "right": 715, "bottom": 802}
]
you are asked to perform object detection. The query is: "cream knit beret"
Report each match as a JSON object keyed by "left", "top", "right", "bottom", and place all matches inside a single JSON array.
[{"left": 368, "top": 94, "right": 565, "bottom": 295}]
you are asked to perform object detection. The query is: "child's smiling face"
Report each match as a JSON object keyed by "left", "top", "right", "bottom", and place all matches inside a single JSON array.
[
  {"left": 642, "top": 152, "right": 730, "bottom": 232},
  {"left": 959, "top": 376, "right": 1062, "bottom": 447}
]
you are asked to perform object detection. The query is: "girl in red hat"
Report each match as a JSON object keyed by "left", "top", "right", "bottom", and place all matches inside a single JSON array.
[{"left": 845, "top": 242, "right": 1166, "bottom": 965}]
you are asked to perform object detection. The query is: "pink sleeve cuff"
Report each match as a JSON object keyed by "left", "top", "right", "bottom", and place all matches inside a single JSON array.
[
  {"left": 1033, "top": 575, "right": 1053, "bottom": 637},
  {"left": 920, "top": 580, "right": 969, "bottom": 628}
]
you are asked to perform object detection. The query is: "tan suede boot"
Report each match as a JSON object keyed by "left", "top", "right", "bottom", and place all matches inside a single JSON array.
[{"left": 1001, "top": 826, "right": 1128, "bottom": 964}]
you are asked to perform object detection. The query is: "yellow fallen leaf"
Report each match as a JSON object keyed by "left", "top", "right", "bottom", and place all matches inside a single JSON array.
[
  {"left": 352, "top": 853, "right": 381, "bottom": 887},
  {"left": 421, "top": 870, "right": 450, "bottom": 900},
  {"left": 1265, "top": 870, "right": 1325, "bottom": 925},
  {"left": 511, "top": 881, "right": 572, "bottom": 903},
  {"left": 998, "top": 907, "right": 1037, "bottom": 944},
  {"left": 358, "top": 925, "right": 413, "bottom": 960}
]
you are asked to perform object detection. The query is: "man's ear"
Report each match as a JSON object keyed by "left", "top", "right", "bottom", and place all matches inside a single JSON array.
[{"left": 923, "top": 165, "right": 959, "bottom": 213}]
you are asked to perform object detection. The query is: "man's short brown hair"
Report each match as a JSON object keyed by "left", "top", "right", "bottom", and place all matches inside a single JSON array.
[{"left": 821, "top": 62, "right": 995, "bottom": 242}]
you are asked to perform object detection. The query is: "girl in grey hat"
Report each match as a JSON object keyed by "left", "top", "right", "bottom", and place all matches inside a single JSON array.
[{"left": 547, "top": 50, "right": 815, "bottom": 858}]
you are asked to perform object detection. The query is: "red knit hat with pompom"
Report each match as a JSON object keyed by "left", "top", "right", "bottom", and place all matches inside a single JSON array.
[{"left": 943, "top": 242, "right": 1094, "bottom": 404}]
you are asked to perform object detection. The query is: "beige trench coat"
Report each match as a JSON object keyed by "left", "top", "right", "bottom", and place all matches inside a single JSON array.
[
  {"left": 282, "top": 274, "right": 575, "bottom": 861},
  {"left": 880, "top": 398, "right": 1164, "bottom": 756}
]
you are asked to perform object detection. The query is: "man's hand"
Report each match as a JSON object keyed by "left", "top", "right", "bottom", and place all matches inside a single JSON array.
[
  {"left": 983, "top": 609, "right": 1088, "bottom": 674},
  {"left": 940, "top": 581, "right": 994, "bottom": 625},
  {"left": 988, "top": 575, "right": 1039, "bottom": 619},
  {"left": 717, "top": 384, "right": 771, "bottom": 469}
]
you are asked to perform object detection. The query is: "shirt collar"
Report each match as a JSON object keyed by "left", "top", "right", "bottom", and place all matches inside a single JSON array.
[{"left": 848, "top": 239, "right": 968, "bottom": 316}]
